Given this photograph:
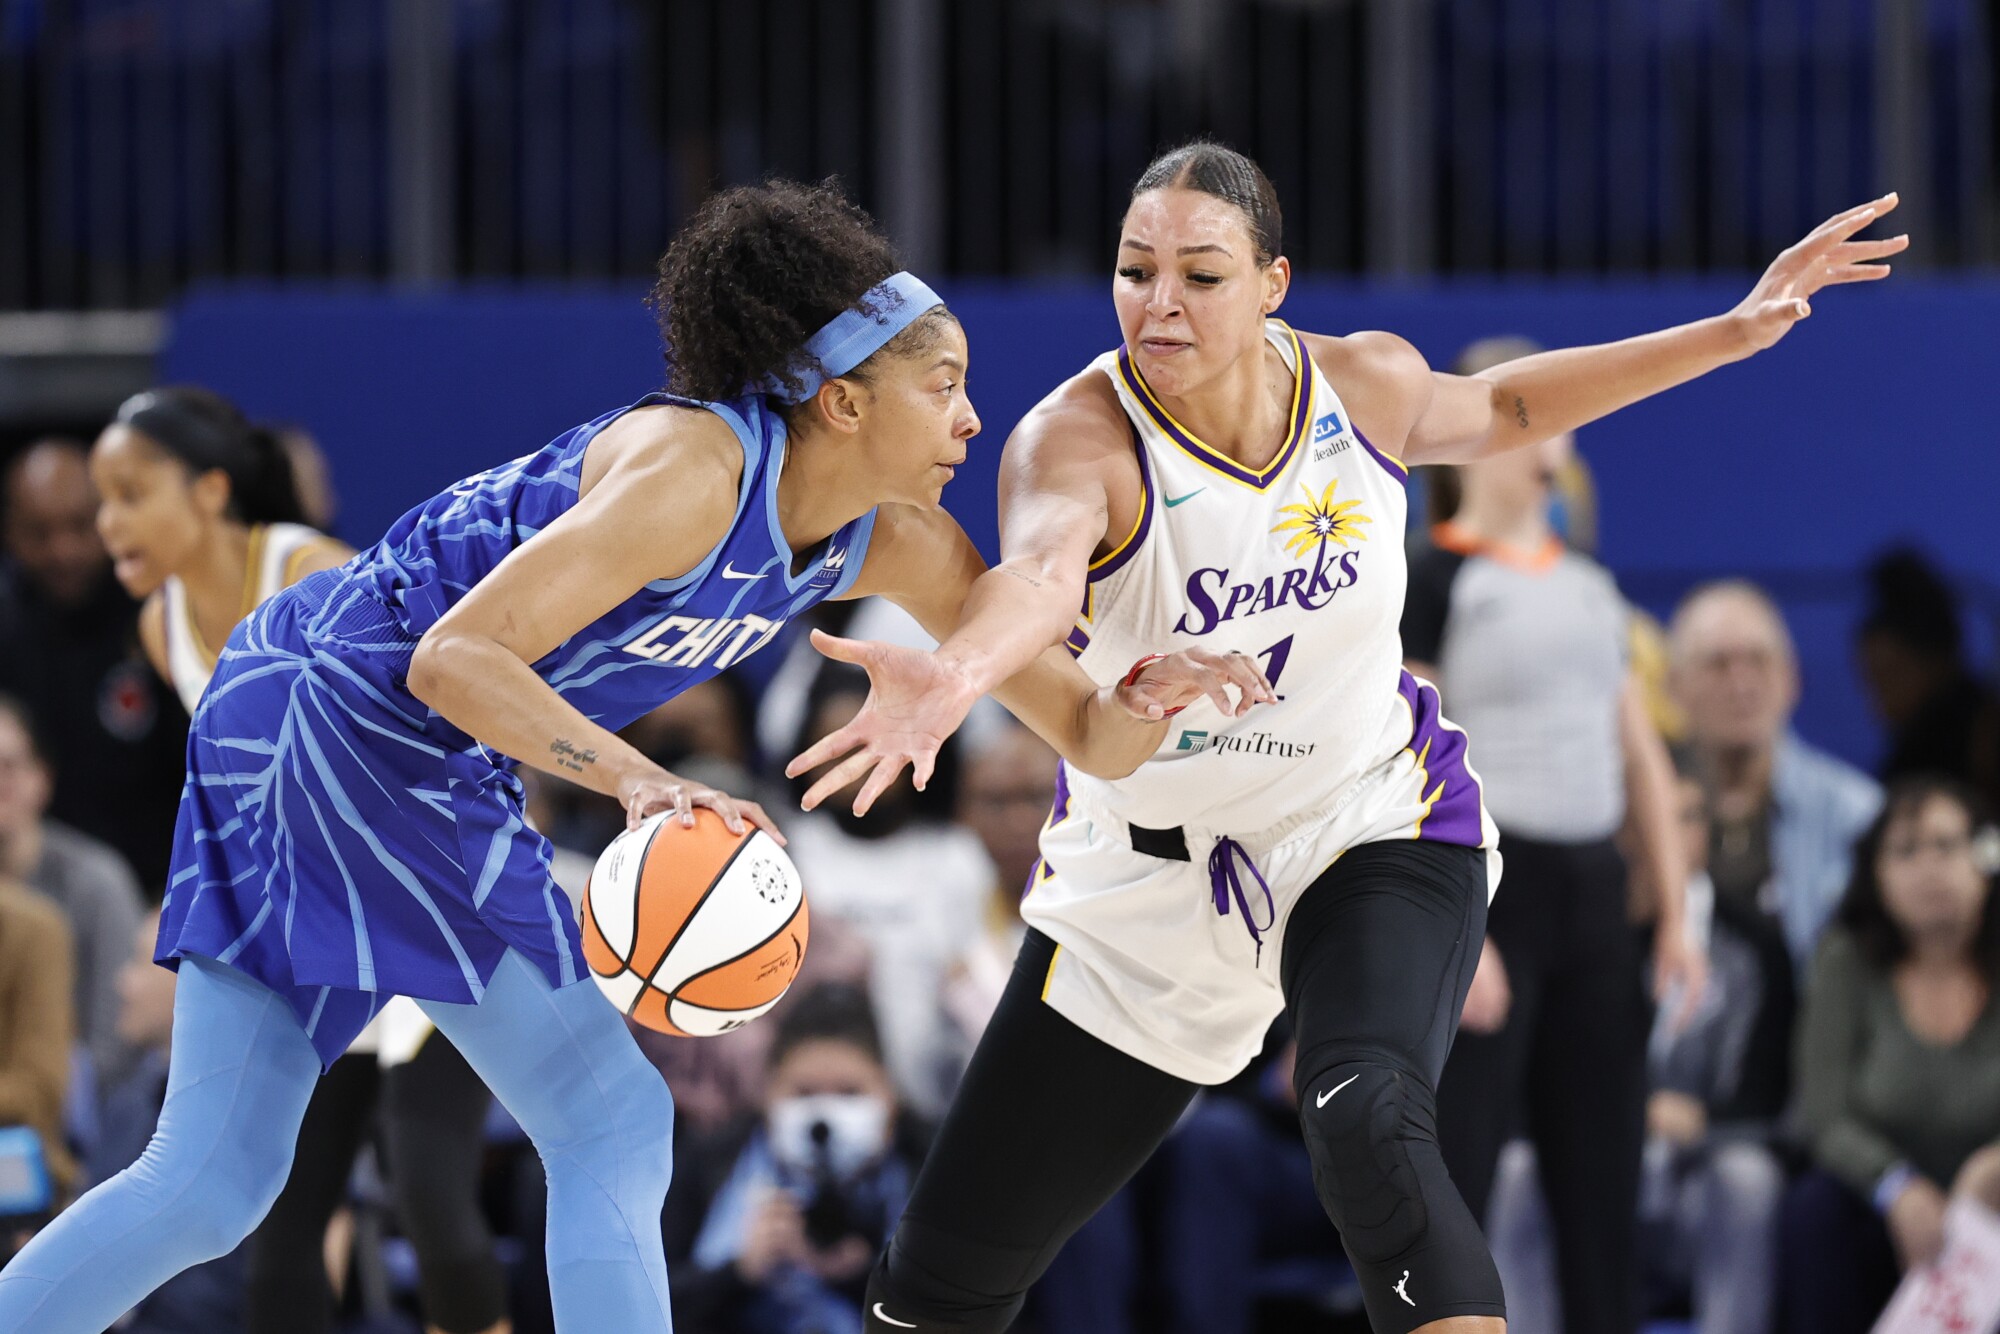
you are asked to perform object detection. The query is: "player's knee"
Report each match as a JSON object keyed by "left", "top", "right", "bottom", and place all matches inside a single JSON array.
[
  {"left": 531, "top": 1053, "right": 675, "bottom": 1204},
  {"left": 865, "top": 1232, "right": 1027, "bottom": 1334},
  {"left": 1296, "top": 1058, "right": 1433, "bottom": 1264},
  {"left": 128, "top": 1118, "right": 295, "bottom": 1261}
]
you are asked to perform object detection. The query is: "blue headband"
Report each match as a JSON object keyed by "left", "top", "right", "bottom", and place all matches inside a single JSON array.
[{"left": 755, "top": 271, "right": 945, "bottom": 404}]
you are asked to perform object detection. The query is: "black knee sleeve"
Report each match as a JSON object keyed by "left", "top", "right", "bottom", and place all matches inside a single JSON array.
[
  {"left": 1297, "top": 1059, "right": 1432, "bottom": 1262},
  {"left": 862, "top": 1224, "right": 1031, "bottom": 1334},
  {"left": 1297, "top": 1057, "right": 1505, "bottom": 1332}
]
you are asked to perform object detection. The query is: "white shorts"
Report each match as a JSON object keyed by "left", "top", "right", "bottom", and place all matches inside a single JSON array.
[{"left": 1021, "top": 748, "right": 1501, "bottom": 1086}]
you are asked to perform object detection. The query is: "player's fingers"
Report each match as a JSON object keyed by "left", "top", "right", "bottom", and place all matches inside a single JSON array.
[
  {"left": 799, "top": 749, "right": 877, "bottom": 812},
  {"left": 672, "top": 784, "right": 696, "bottom": 828},
  {"left": 1832, "top": 234, "right": 1910, "bottom": 262},
  {"left": 852, "top": 756, "right": 908, "bottom": 817},
  {"left": 911, "top": 748, "right": 937, "bottom": 794},
  {"left": 785, "top": 723, "right": 865, "bottom": 778},
  {"left": 1220, "top": 654, "right": 1277, "bottom": 706},
  {"left": 1821, "top": 263, "right": 1894, "bottom": 286},
  {"left": 807, "top": 628, "right": 871, "bottom": 666},
  {"left": 696, "top": 789, "right": 747, "bottom": 835},
  {"left": 735, "top": 800, "right": 786, "bottom": 846},
  {"left": 1191, "top": 667, "right": 1235, "bottom": 717}
]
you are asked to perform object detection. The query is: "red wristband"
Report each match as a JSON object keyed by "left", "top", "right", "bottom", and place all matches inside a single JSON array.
[{"left": 1121, "top": 653, "right": 1185, "bottom": 717}]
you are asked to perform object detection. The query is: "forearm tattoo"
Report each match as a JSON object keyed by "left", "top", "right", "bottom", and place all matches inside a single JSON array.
[
  {"left": 549, "top": 738, "right": 597, "bottom": 774},
  {"left": 1513, "top": 395, "right": 1530, "bottom": 429},
  {"left": 1000, "top": 567, "right": 1044, "bottom": 590}
]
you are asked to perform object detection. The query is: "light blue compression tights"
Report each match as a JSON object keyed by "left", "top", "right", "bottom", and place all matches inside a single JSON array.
[{"left": 0, "top": 949, "right": 675, "bottom": 1332}]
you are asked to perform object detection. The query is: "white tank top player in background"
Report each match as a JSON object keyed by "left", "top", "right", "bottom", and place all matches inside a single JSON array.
[
  {"left": 1069, "top": 318, "right": 1427, "bottom": 837},
  {"left": 160, "top": 521, "right": 324, "bottom": 715}
]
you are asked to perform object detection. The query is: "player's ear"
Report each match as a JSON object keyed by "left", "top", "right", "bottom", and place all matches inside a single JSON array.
[
  {"left": 191, "top": 466, "right": 234, "bottom": 521},
  {"left": 812, "top": 377, "right": 867, "bottom": 435},
  {"left": 1261, "top": 256, "right": 1291, "bottom": 315}
]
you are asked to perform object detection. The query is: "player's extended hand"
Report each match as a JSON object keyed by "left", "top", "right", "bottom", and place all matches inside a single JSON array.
[
  {"left": 1731, "top": 193, "right": 1908, "bottom": 352},
  {"left": 618, "top": 764, "right": 785, "bottom": 845},
  {"left": 785, "top": 629, "right": 978, "bottom": 816},
  {"left": 1114, "top": 648, "right": 1278, "bottom": 721}
]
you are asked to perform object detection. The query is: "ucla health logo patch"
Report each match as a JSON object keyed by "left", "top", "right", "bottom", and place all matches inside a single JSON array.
[{"left": 1311, "top": 408, "right": 1348, "bottom": 460}]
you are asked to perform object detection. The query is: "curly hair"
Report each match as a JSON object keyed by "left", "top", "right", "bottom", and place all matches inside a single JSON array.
[
  {"left": 1130, "top": 140, "right": 1284, "bottom": 266},
  {"left": 1837, "top": 774, "right": 2000, "bottom": 981},
  {"left": 651, "top": 178, "right": 949, "bottom": 405}
]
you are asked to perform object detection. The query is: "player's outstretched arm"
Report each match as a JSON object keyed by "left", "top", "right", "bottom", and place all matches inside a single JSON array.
[
  {"left": 1396, "top": 193, "right": 1907, "bottom": 467},
  {"left": 406, "top": 406, "right": 781, "bottom": 840},
  {"left": 790, "top": 504, "right": 1273, "bottom": 807},
  {"left": 779, "top": 381, "right": 1123, "bottom": 810}
]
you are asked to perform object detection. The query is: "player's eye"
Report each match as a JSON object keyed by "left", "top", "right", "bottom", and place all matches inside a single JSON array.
[
  {"left": 1117, "top": 266, "right": 1150, "bottom": 282},
  {"left": 1188, "top": 271, "right": 1223, "bottom": 286}
]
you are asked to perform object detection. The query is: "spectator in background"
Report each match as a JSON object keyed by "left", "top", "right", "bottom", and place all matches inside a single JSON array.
[
  {"left": 0, "top": 695, "right": 145, "bottom": 1087},
  {"left": 933, "top": 721, "right": 1138, "bottom": 1334},
  {"left": 1489, "top": 773, "right": 1784, "bottom": 1334},
  {"left": 939, "top": 720, "right": 1058, "bottom": 1074},
  {"left": 87, "top": 908, "right": 246, "bottom": 1333},
  {"left": 0, "top": 859, "right": 75, "bottom": 1208},
  {"left": 1781, "top": 777, "right": 2000, "bottom": 1334},
  {"left": 1413, "top": 335, "right": 1698, "bottom": 1334},
  {"left": 0, "top": 439, "right": 185, "bottom": 886},
  {"left": 664, "top": 984, "right": 929, "bottom": 1334},
  {"left": 1155, "top": 1033, "right": 1348, "bottom": 1334},
  {"left": 1669, "top": 580, "right": 1882, "bottom": 978},
  {"left": 1857, "top": 548, "right": 2000, "bottom": 811},
  {"left": 785, "top": 667, "right": 990, "bottom": 1119}
]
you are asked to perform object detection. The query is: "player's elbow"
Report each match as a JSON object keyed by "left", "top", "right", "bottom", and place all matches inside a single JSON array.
[{"left": 406, "top": 629, "right": 473, "bottom": 712}]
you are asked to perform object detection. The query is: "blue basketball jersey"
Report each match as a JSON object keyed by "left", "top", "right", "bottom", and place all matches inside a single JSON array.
[
  {"left": 159, "top": 392, "right": 877, "bottom": 1066},
  {"left": 352, "top": 391, "right": 875, "bottom": 738}
]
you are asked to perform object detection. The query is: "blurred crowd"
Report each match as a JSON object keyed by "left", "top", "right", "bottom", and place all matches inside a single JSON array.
[{"left": 0, "top": 359, "right": 1996, "bottom": 1334}]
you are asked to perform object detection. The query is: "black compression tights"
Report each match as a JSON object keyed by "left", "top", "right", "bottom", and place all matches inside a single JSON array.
[
  {"left": 244, "top": 1035, "right": 504, "bottom": 1334},
  {"left": 865, "top": 839, "right": 1505, "bottom": 1334}
]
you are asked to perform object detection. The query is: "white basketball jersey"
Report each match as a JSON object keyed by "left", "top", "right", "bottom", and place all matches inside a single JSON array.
[
  {"left": 163, "top": 522, "right": 322, "bottom": 716},
  {"left": 1060, "top": 321, "right": 1488, "bottom": 846}
]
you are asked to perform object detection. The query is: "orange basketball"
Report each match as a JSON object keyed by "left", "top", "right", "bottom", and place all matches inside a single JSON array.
[{"left": 580, "top": 809, "right": 809, "bottom": 1037}]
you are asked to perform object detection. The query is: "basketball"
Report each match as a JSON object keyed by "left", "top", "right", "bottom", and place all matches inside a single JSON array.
[{"left": 579, "top": 809, "right": 810, "bottom": 1037}]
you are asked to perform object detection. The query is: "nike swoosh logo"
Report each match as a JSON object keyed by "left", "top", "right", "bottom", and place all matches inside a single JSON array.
[
  {"left": 1163, "top": 488, "right": 1205, "bottom": 508},
  {"left": 720, "top": 562, "right": 764, "bottom": 581},
  {"left": 1315, "top": 1073, "right": 1361, "bottom": 1108},
  {"left": 873, "top": 1304, "right": 919, "bottom": 1329}
]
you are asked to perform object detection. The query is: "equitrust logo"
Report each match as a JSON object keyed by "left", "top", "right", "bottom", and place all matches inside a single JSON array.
[{"left": 1177, "top": 729, "right": 1317, "bottom": 759}]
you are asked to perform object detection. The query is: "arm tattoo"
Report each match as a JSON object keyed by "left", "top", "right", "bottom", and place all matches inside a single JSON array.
[
  {"left": 1000, "top": 567, "right": 1044, "bottom": 591},
  {"left": 549, "top": 738, "right": 598, "bottom": 774},
  {"left": 1513, "top": 395, "right": 1530, "bottom": 430}
]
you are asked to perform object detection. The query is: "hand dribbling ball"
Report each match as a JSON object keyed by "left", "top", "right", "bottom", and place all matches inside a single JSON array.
[{"left": 580, "top": 809, "right": 809, "bottom": 1036}]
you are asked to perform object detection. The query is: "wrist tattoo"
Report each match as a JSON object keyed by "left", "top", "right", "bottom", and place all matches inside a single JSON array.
[
  {"left": 1000, "top": 568, "right": 1044, "bottom": 590},
  {"left": 1513, "top": 395, "right": 1530, "bottom": 429},
  {"left": 549, "top": 738, "right": 597, "bottom": 774}
]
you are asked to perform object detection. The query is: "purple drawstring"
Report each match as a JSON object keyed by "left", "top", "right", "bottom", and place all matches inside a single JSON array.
[{"left": 1207, "top": 836, "right": 1277, "bottom": 966}]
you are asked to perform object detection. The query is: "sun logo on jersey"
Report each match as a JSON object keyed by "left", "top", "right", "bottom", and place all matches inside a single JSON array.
[{"left": 1271, "top": 478, "right": 1371, "bottom": 560}]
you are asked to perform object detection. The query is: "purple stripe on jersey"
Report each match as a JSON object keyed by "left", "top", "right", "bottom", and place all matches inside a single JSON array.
[
  {"left": 1397, "top": 671, "right": 1486, "bottom": 848},
  {"left": 1064, "top": 625, "right": 1092, "bottom": 658},
  {"left": 1087, "top": 420, "right": 1156, "bottom": 585},
  {"left": 1356, "top": 430, "right": 1410, "bottom": 487}
]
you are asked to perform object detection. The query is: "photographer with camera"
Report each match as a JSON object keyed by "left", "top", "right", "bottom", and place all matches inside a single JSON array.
[{"left": 665, "top": 984, "right": 931, "bottom": 1334}]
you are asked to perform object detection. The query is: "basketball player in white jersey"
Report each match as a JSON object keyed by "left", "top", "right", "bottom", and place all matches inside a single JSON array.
[{"left": 794, "top": 143, "right": 1904, "bottom": 1333}]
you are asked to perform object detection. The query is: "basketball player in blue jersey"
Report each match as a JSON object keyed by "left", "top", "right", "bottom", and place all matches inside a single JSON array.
[
  {"left": 799, "top": 144, "right": 1905, "bottom": 1334},
  {"left": 0, "top": 180, "right": 1264, "bottom": 1334}
]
